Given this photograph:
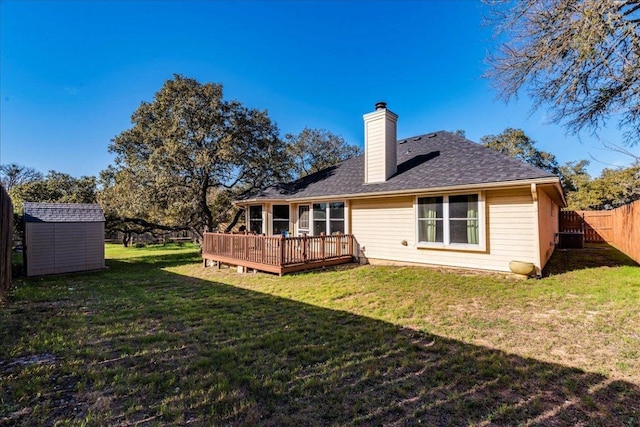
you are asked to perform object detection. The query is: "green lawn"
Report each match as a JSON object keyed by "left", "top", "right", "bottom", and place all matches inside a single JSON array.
[{"left": 1, "top": 243, "right": 639, "bottom": 426}]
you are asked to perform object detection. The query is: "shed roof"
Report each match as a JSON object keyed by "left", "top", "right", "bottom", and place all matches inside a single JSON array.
[
  {"left": 23, "top": 202, "right": 105, "bottom": 223},
  {"left": 240, "top": 131, "right": 559, "bottom": 202}
]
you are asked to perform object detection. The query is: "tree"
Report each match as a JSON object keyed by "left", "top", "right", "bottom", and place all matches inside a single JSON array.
[
  {"left": 486, "top": 0, "right": 640, "bottom": 145},
  {"left": 480, "top": 128, "right": 560, "bottom": 174},
  {"left": 0, "top": 163, "right": 43, "bottom": 191},
  {"left": 558, "top": 159, "right": 591, "bottom": 194},
  {"left": 107, "top": 75, "right": 289, "bottom": 241},
  {"left": 567, "top": 165, "right": 640, "bottom": 209},
  {"left": 10, "top": 171, "right": 97, "bottom": 213},
  {"left": 285, "top": 127, "right": 362, "bottom": 179}
]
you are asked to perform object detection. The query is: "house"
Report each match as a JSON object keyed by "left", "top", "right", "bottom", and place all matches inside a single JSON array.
[
  {"left": 23, "top": 202, "right": 106, "bottom": 276},
  {"left": 209, "top": 103, "right": 566, "bottom": 275}
]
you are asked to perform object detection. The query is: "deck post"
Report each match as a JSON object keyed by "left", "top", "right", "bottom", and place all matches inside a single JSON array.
[
  {"left": 279, "top": 234, "right": 286, "bottom": 266},
  {"left": 302, "top": 234, "right": 307, "bottom": 262},
  {"left": 321, "top": 232, "right": 326, "bottom": 260}
]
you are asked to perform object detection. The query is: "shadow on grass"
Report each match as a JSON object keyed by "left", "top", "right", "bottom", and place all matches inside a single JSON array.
[
  {"left": 544, "top": 242, "right": 639, "bottom": 276},
  {"left": 1, "top": 255, "right": 639, "bottom": 426}
]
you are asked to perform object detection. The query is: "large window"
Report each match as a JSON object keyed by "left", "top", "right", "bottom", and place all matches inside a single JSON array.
[
  {"left": 417, "top": 194, "right": 480, "bottom": 247},
  {"left": 272, "top": 205, "right": 290, "bottom": 235},
  {"left": 312, "top": 202, "right": 345, "bottom": 235},
  {"left": 249, "top": 205, "right": 263, "bottom": 235}
]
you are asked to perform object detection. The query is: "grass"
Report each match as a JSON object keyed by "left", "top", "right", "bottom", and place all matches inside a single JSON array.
[{"left": 1, "top": 242, "right": 639, "bottom": 426}]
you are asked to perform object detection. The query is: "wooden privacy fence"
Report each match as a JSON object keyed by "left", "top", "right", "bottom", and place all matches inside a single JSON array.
[
  {"left": 561, "top": 200, "right": 640, "bottom": 264},
  {"left": 1, "top": 184, "right": 13, "bottom": 298},
  {"left": 202, "top": 232, "right": 356, "bottom": 275},
  {"left": 560, "top": 210, "right": 611, "bottom": 242},
  {"left": 607, "top": 201, "right": 640, "bottom": 264}
]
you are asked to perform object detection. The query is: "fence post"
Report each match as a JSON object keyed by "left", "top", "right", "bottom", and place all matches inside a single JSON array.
[{"left": 0, "top": 185, "right": 13, "bottom": 299}]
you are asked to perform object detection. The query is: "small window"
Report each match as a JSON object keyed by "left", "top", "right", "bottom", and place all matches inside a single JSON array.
[
  {"left": 272, "top": 205, "right": 290, "bottom": 235},
  {"left": 313, "top": 203, "right": 327, "bottom": 235},
  {"left": 449, "top": 195, "right": 478, "bottom": 244},
  {"left": 329, "top": 202, "right": 345, "bottom": 234},
  {"left": 249, "top": 205, "right": 263, "bottom": 234},
  {"left": 417, "top": 196, "right": 443, "bottom": 243}
]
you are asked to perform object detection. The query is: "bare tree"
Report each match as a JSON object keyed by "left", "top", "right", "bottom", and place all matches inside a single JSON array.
[
  {"left": 0, "top": 164, "right": 43, "bottom": 191},
  {"left": 486, "top": 0, "right": 640, "bottom": 146}
]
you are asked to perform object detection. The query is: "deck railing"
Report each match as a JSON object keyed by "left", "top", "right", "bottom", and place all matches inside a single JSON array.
[{"left": 202, "top": 232, "right": 356, "bottom": 275}]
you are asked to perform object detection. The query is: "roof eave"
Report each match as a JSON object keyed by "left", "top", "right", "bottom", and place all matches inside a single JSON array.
[{"left": 235, "top": 177, "right": 562, "bottom": 204}]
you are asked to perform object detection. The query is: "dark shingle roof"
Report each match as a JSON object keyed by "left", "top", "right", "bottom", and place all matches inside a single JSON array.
[
  {"left": 23, "top": 203, "right": 105, "bottom": 223},
  {"left": 242, "top": 131, "right": 557, "bottom": 201}
]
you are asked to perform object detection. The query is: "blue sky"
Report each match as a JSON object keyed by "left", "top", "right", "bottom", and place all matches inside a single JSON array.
[{"left": 1, "top": 1, "right": 636, "bottom": 180}]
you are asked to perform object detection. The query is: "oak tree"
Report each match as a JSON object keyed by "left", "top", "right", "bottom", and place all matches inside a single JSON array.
[
  {"left": 106, "top": 75, "right": 289, "bottom": 240},
  {"left": 285, "top": 127, "right": 362, "bottom": 179},
  {"left": 481, "top": 128, "right": 560, "bottom": 175},
  {"left": 486, "top": 0, "right": 640, "bottom": 145}
]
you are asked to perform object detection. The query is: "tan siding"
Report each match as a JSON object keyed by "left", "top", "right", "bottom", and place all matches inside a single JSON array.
[
  {"left": 350, "top": 188, "right": 538, "bottom": 273},
  {"left": 385, "top": 119, "right": 397, "bottom": 179},
  {"left": 365, "top": 119, "right": 385, "bottom": 183},
  {"left": 537, "top": 188, "right": 559, "bottom": 269}
]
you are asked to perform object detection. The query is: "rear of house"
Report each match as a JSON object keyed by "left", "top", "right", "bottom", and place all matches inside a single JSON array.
[
  {"left": 24, "top": 202, "right": 105, "bottom": 276},
  {"left": 232, "top": 103, "right": 565, "bottom": 275}
]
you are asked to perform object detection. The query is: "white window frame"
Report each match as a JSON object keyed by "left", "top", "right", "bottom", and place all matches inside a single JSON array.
[
  {"left": 248, "top": 204, "right": 264, "bottom": 235},
  {"left": 415, "top": 192, "right": 485, "bottom": 251},
  {"left": 310, "top": 201, "right": 346, "bottom": 236}
]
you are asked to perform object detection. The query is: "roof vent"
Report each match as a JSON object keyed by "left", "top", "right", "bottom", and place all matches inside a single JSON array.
[
  {"left": 413, "top": 136, "right": 422, "bottom": 141},
  {"left": 399, "top": 139, "right": 407, "bottom": 144},
  {"left": 427, "top": 133, "right": 437, "bottom": 138},
  {"left": 375, "top": 101, "right": 387, "bottom": 110}
]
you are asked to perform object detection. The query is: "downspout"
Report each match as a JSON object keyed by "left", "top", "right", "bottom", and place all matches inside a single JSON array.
[{"left": 531, "top": 183, "right": 542, "bottom": 277}]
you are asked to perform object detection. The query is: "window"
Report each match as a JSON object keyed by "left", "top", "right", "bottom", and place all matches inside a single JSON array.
[
  {"left": 417, "top": 196, "right": 443, "bottom": 243},
  {"left": 272, "top": 205, "right": 290, "bottom": 235},
  {"left": 329, "top": 202, "right": 345, "bottom": 234},
  {"left": 313, "top": 203, "right": 327, "bottom": 235},
  {"left": 249, "top": 205, "right": 263, "bottom": 234},
  {"left": 417, "top": 194, "right": 481, "bottom": 247},
  {"left": 298, "top": 205, "right": 310, "bottom": 234},
  {"left": 449, "top": 195, "right": 479, "bottom": 244},
  {"left": 312, "top": 202, "right": 345, "bottom": 235}
]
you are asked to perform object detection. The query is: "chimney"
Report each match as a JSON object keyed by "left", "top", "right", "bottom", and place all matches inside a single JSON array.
[{"left": 363, "top": 102, "right": 398, "bottom": 183}]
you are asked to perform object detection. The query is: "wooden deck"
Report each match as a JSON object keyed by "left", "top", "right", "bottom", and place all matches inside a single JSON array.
[{"left": 202, "top": 232, "right": 356, "bottom": 275}]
